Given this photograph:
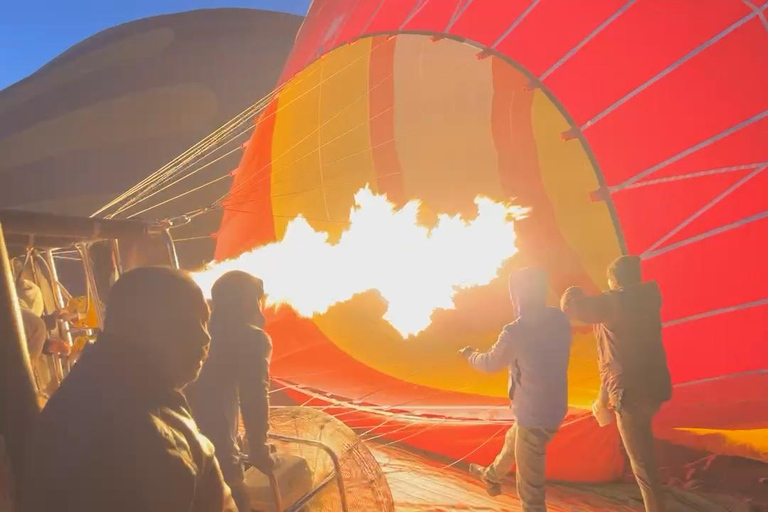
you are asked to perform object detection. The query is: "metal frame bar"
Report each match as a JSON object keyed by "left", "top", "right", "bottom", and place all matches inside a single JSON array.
[
  {"left": 268, "top": 472, "right": 284, "bottom": 512},
  {"left": 0, "top": 209, "right": 157, "bottom": 242},
  {"left": 0, "top": 222, "right": 41, "bottom": 496},
  {"left": 76, "top": 243, "right": 106, "bottom": 328},
  {"left": 284, "top": 473, "right": 336, "bottom": 512},
  {"left": 111, "top": 239, "right": 124, "bottom": 276},
  {"left": 161, "top": 229, "right": 180, "bottom": 269},
  {"left": 268, "top": 432, "right": 350, "bottom": 512},
  {"left": 44, "top": 250, "right": 73, "bottom": 377}
]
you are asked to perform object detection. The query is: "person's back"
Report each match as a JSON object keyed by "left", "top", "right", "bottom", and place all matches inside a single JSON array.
[
  {"left": 561, "top": 255, "right": 670, "bottom": 512},
  {"left": 20, "top": 267, "right": 236, "bottom": 512},
  {"left": 463, "top": 268, "right": 571, "bottom": 510},
  {"left": 561, "top": 260, "right": 671, "bottom": 409},
  {"left": 187, "top": 322, "right": 272, "bottom": 475},
  {"left": 502, "top": 306, "right": 571, "bottom": 428},
  {"left": 186, "top": 271, "right": 274, "bottom": 512},
  {"left": 598, "top": 281, "right": 671, "bottom": 406}
]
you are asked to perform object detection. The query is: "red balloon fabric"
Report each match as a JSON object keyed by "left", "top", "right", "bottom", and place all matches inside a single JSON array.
[{"left": 216, "top": 0, "right": 768, "bottom": 480}]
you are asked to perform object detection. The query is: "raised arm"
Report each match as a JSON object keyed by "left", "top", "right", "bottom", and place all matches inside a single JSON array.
[{"left": 560, "top": 286, "right": 615, "bottom": 325}]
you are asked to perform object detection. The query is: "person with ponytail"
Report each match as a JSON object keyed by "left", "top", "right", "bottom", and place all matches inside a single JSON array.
[{"left": 186, "top": 271, "right": 275, "bottom": 512}]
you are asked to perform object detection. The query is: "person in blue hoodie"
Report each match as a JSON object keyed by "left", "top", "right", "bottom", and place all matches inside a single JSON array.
[
  {"left": 460, "top": 268, "right": 571, "bottom": 511},
  {"left": 561, "top": 255, "right": 671, "bottom": 512}
]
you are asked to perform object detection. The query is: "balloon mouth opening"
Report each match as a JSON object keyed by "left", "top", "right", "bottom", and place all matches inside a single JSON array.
[
  {"left": 196, "top": 185, "right": 529, "bottom": 338},
  {"left": 213, "top": 32, "right": 620, "bottom": 410}
]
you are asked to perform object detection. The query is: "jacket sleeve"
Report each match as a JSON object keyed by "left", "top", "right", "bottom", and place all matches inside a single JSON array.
[
  {"left": 195, "top": 445, "right": 239, "bottom": 512},
  {"left": 467, "top": 325, "right": 515, "bottom": 373},
  {"left": 239, "top": 330, "right": 272, "bottom": 458},
  {"left": 560, "top": 286, "right": 615, "bottom": 325}
]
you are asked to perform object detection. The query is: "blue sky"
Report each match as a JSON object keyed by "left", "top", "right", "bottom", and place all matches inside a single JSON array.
[{"left": 0, "top": 0, "right": 311, "bottom": 91}]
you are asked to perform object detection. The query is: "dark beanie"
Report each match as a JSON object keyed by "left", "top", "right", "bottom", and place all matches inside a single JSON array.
[
  {"left": 607, "top": 255, "right": 642, "bottom": 286},
  {"left": 211, "top": 271, "right": 264, "bottom": 307}
]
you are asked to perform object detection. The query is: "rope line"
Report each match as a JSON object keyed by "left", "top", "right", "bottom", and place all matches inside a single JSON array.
[
  {"left": 94, "top": 44, "right": 375, "bottom": 219},
  {"left": 641, "top": 163, "right": 767, "bottom": 254},
  {"left": 109, "top": 126, "right": 252, "bottom": 218},
  {"left": 93, "top": 85, "right": 281, "bottom": 218},
  {"left": 127, "top": 175, "right": 231, "bottom": 219},
  {"left": 223, "top": 114, "right": 408, "bottom": 211},
  {"left": 610, "top": 161, "right": 768, "bottom": 193},
  {"left": 221, "top": 71, "right": 395, "bottom": 207}
]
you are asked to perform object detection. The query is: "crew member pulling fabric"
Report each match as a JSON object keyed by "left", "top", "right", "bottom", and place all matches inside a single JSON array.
[
  {"left": 21, "top": 267, "right": 236, "bottom": 512},
  {"left": 560, "top": 255, "right": 671, "bottom": 512},
  {"left": 186, "top": 271, "right": 275, "bottom": 512},
  {"left": 461, "top": 268, "right": 571, "bottom": 512}
]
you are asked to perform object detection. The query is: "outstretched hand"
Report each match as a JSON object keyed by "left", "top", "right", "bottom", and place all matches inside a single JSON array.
[
  {"left": 44, "top": 338, "right": 71, "bottom": 356},
  {"left": 50, "top": 309, "right": 79, "bottom": 323},
  {"left": 458, "top": 346, "right": 477, "bottom": 359}
]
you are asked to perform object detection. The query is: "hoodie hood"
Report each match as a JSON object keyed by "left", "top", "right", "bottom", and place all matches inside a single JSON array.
[
  {"left": 209, "top": 271, "right": 266, "bottom": 333},
  {"left": 509, "top": 268, "right": 548, "bottom": 316}
]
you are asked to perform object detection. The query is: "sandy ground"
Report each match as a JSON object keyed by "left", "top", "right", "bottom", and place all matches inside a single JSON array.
[{"left": 370, "top": 444, "right": 753, "bottom": 512}]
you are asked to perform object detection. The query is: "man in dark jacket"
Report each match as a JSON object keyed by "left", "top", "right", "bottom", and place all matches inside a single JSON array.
[
  {"left": 560, "top": 255, "right": 671, "bottom": 512},
  {"left": 186, "top": 271, "right": 275, "bottom": 512},
  {"left": 21, "top": 267, "right": 236, "bottom": 512},
  {"left": 460, "top": 268, "right": 571, "bottom": 511}
]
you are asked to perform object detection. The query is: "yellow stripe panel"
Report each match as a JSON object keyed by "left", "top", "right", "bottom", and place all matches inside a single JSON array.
[
  {"left": 393, "top": 35, "right": 504, "bottom": 216},
  {"left": 531, "top": 91, "right": 622, "bottom": 289},
  {"left": 531, "top": 90, "right": 623, "bottom": 406},
  {"left": 270, "top": 38, "right": 376, "bottom": 241},
  {"left": 313, "top": 36, "right": 511, "bottom": 399},
  {"left": 268, "top": 36, "right": 618, "bottom": 405}
]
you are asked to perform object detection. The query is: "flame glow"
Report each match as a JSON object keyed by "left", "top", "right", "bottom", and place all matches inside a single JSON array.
[{"left": 192, "top": 187, "right": 528, "bottom": 337}]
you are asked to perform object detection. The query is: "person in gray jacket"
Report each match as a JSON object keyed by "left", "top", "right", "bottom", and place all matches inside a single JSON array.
[
  {"left": 460, "top": 268, "right": 571, "bottom": 511},
  {"left": 561, "top": 255, "right": 671, "bottom": 512}
]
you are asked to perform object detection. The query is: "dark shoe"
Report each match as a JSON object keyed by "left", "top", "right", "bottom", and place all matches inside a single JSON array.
[{"left": 469, "top": 464, "right": 502, "bottom": 497}]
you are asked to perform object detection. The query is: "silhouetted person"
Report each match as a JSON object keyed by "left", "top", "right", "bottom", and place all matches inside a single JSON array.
[
  {"left": 186, "top": 271, "right": 275, "bottom": 512},
  {"left": 461, "top": 268, "right": 571, "bottom": 512},
  {"left": 560, "top": 255, "right": 671, "bottom": 512},
  {"left": 16, "top": 279, "right": 73, "bottom": 402},
  {"left": 21, "top": 267, "right": 236, "bottom": 512}
]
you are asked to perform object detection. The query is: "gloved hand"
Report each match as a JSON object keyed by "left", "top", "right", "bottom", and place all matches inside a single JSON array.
[
  {"left": 591, "top": 400, "right": 613, "bottom": 427},
  {"left": 43, "top": 338, "right": 71, "bottom": 356},
  {"left": 51, "top": 308, "right": 79, "bottom": 323},
  {"left": 458, "top": 346, "right": 477, "bottom": 359},
  {"left": 250, "top": 445, "right": 279, "bottom": 475}
]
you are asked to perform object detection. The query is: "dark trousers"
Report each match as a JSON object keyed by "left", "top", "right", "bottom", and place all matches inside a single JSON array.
[
  {"left": 616, "top": 402, "right": 665, "bottom": 512},
  {"left": 483, "top": 424, "right": 557, "bottom": 512}
]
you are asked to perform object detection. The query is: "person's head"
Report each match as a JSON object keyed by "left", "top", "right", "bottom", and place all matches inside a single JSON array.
[
  {"left": 508, "top": 268, "right": 548, "bottom": 315},
  {"left": 607, "top": 255, "right": 642, "bottom": 290},
  {"left": 17, "top": 279, "right": 45, "bottom": 317},
  {"left": 103, "top": 267, "right": 210, "bottom": 390},
  {"left": 210, "top": 271, "right": 265, "bottom": 325}
]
